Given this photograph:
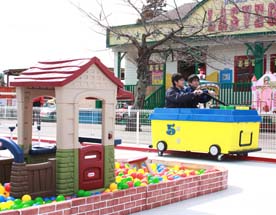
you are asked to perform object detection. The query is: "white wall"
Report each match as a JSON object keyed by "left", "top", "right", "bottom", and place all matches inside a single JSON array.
[
  {"left": 124, "top": 58, "right": 137, "bottom": 85},
  {"left": 166, "top": 61, "right": 177, "bottom": 75},
  {"left": 206, "top": 44, "right": 246, "bottom": 79}
]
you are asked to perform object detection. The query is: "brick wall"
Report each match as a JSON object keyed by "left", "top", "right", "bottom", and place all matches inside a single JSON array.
[{"left": 0, "top": 167, "right": 227, "bottom": 215}]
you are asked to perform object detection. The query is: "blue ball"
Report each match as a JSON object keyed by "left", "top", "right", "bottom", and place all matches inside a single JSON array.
[
  {"left": 0, "top": 195, "right": 6, "bottom": 202},
  {"left": 50, "top": 196, "right": 56, "bottom": 201},
  {"left": 6, "top": 196, "right": 15, "bottom": 201},
  {"left": 173, "top": 175, "right": 180, "bottom": 179}
]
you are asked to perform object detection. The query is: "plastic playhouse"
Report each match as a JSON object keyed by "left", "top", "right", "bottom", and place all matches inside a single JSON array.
[
  {"left": 1, "top": 57, "right": 134, "bottom": 198},
  {"left": 251, "top": 71, "right": 276, "bottom": 113},
  {"left": 150, "top": 108, "right": 262, "bottom": 160}
]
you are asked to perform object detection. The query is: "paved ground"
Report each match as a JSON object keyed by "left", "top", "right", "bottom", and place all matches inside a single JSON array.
[{"left": 115, "top": 149, "right": 276, "bottom": 215}]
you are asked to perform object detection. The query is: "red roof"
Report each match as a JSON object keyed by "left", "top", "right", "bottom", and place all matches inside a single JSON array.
[
  {"left": 10, "top": 57, "right": 134, "bottom": 101},
  {"left": 10, "top": 57, "right": 123, "bottom": 88}
]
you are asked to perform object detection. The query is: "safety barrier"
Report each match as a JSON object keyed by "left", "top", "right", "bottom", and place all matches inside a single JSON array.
[{"left": 0, "top": 107, "right": 275, "bottom": 153}]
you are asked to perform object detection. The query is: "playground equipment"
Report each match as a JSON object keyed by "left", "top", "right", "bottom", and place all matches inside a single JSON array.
[
  {"left": 252, "top": 71, "right": 276, "bottom": 113},
  {"left": 0, "top": 57, "right": 133, "bottom": 198},
  {"left": 150, "top": 108, "right": 261, "bottom": 160}
]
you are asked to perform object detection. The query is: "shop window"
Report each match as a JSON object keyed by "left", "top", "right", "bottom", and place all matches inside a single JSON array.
[
  {"left": 148, "top": 63, "right": 164, "bottom": 85},
  {"left": 234, "top": 55, "right": 266, "bottom": 83},
  {"left": 270, "top": 54, "right": 276, "bottom": 74}
]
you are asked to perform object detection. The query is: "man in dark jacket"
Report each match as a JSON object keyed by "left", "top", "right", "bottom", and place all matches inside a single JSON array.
[
  {"left": 183, "top": 74, "right": 216, "bottom": 108},
  {"left": 165, "top": 73, "right": 202, "bottom": 108}
]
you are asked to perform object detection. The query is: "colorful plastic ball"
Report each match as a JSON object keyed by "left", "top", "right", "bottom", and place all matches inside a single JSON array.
[
  {"left": 152, "top": 177, "right": 160, "bottom": 184},
  {"left": 6, "top": 196, "right": 15, "bottom": 201},
  {"left": 22, "top": 194, "right": 31, "bottom": 202},
  {"left": 11, "top": 204, "right": 22, "bottom": 209},
  {"left": 14, "top": 198, "right": 22, "bottom": 205},
  {"left": 84, "top": 191, "right": 91, "bottom": 197},
  {"left": 109, "top": 183, "right": 118, "bottom": 191},
  {"left": 3, "top": 183, "right": 11, "bottom": 193},
  {"left": 173, "top": 175, "right": 181, "bottom": 179},
  {"left": 77, "top": 190, "right": 85, "bottom": 197},
  {"left": 0, "top": 195, "right": 6, "bottom": 203},
  {"left": 56, "top": 195, "right": 65, "bottom": 202},
  {"left": 50, "top": 196, "right": 56, "bottom": 201},
  {"left": 134, "top": 181, "right": 141, "bottom": 187},
  {"left": 34, "top": 197, "right": 43, "bottom": 203},
  {"left": 45, "top": 199, "right": 52, "bottom": 204}
]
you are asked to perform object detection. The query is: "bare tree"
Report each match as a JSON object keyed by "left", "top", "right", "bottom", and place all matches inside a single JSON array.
[{"left": 73, "top": 0, "right": 212, "bottom": 110}]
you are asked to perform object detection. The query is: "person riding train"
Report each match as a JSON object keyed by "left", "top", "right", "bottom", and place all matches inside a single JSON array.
[{"left": 165, "top": 73, "right": 215, "bottom": 108}]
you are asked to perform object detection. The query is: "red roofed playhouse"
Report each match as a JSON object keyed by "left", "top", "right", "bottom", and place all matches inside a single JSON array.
[{"left": 0, "top": 57, "right": 228, "bottom": 215}]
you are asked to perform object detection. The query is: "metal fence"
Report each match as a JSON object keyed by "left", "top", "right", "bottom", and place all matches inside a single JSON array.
[{"left": 0, "top": 106, "right": 275, "bottom": 153}]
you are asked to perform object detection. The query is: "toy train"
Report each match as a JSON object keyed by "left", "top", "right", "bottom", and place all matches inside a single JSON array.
[{"left": 149, "top": 108, "right": 262, "bottom": 160}]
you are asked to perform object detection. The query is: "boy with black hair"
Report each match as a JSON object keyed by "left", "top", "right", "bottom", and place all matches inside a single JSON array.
[
  {"left": 183, "top": 74, "right": 216, "bottom": 108},
  {"left": 165, "top": 73, "right": 199, "bottom": 108}
]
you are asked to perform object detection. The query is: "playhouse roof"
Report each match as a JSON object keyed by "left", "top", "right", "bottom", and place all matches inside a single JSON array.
[
  {"left": 255, "top": 72, "right": 276, "bottom": 87},
  {"left": 10, "top": 57, "right": 133, "bottom": 101},
  {"left": 10, "top": 57, "right": 123, "bottom": 88}
]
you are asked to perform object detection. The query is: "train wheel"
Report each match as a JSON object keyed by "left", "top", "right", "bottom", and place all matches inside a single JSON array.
[
  {"left": 209, "top": 145, "right": 221, "bottom": 157},
  {"left": 157, "top": 141, "right": 167, "bottom": 156}
]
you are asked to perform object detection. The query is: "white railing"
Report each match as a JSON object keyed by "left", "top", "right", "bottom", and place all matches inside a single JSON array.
[{"left": 0, "top": 106, "right": 275, "bottom": 153}]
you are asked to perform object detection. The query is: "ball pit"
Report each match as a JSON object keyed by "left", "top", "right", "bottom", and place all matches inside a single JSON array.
[
  {"left": 0, "top": 161, "right": 209, "bottom": 212},
  {"left": 107, "top": 162, "right": 207, "bottom": 192}
]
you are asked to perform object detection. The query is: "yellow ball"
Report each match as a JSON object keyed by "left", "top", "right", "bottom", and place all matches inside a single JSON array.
[
  {"left": 115, "top": 162, "right": 120, "bottom": 169},
  {"left": 174, "top": 165, "right": 180, "bottom": 171},
  {"left": 115, "top": 176, "right": 122, "bottom": 183},
  {"left": 109, "top": 183, "right": 118, "bottom": 191},
  {"left": 141, "top": 183, "right": 147, "bottom": 186},
  {"left": 128, "top": 169, "right": 135, "bottom": 175},
  {"left": 104, "top": 189, "right": 111, "bottom": 193},
  {"left": 137, "top": 169, "right": 144, "bottom": 174},
  {"left": 134, "top": 178, "right": 141, "bottom": 183},
  {"left": 22, "top": 194, "right": 32, "bottom": 202},
  {"left": 0, "top": 186, "right": 5, "bottom": 194}
]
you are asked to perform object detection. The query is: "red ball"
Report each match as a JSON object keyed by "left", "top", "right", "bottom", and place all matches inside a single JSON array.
[
  {"left": 127, "top": 181, "right": 134, "bottom": 188},
  {"left": 4, "top": 183, "right": 11, "bottom": 192}
]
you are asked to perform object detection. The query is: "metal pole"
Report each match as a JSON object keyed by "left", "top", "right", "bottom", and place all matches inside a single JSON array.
[{"left": 136, "top": 111, "right": 139, "bottom": 144}]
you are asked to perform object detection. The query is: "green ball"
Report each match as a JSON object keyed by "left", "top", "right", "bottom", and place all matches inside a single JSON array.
[
  {"left": 26, "top": 200, "right": 35, "bottom": 206},
  {"left": 77, "top": 190, "right": 85, "bottom": 197},
  {"left": 134, "top": 181, "right": 141, "bottom": 187},
  {"left": 152, "top": 177, "right": 159, "bottom": 184},
  {"left": 121, "top": 178, "right": 128, "bottom": 184},
  {"left": 45, "top": 200, "right": 52, "bottom": 204},
  {"left": 22, "top": 202, "right": 32, "bottom": 208},
  {"left": 56, "top": 195, "right": 65, "bottom": 202},
  {"left": 121, "top": 183, "right": 129, "bottom": 190},
  {"left": 14, "top": 199, "right": 22, "bottom": 205},
  {"left": 84, "top": 191, "right": 91, "bottom": 197},
  {"left": 118, "top": 172, "right": 124, "bottom": 176},
  {"left": 11, "top": 204, "right": 22, "bottom": 209},
  {"left": 35, "top": 197, "right": 44, "bottom": 203}
]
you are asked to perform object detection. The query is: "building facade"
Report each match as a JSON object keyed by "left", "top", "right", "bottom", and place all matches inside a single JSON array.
[{"left": 107, "top": 0, "right": 276, "bottom": 91}]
